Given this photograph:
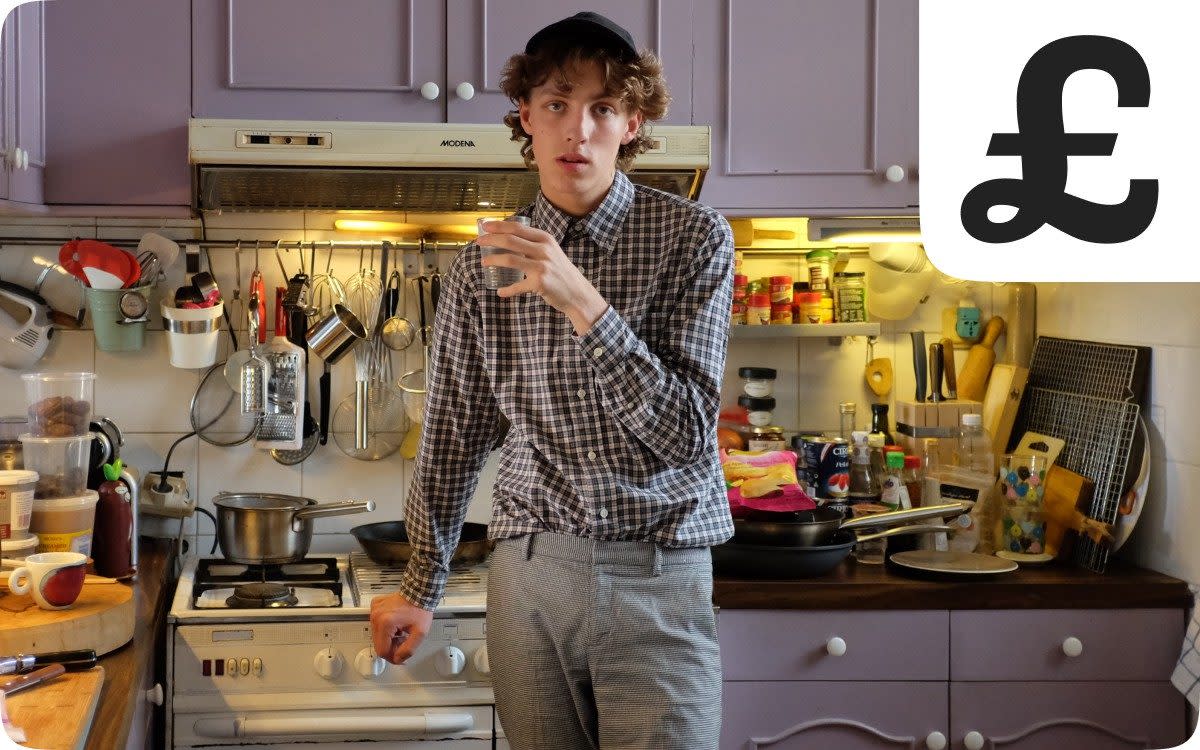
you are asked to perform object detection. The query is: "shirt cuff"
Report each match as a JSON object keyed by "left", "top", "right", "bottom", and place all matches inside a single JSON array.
[
  {"left": 574, "top": 305, "right": 636, "bottom": 379},
  {"left": 398, "top": 561, "right": 448, "bottom": 612}
]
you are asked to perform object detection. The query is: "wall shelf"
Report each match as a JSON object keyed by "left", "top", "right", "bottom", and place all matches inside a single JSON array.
[{"left": 730, "top": 323, "right": 880, "bottom": 340}]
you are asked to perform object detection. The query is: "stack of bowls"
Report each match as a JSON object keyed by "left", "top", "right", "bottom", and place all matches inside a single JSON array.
[{"left": 18, "top": 373, "right": 100, "bottom": 555}]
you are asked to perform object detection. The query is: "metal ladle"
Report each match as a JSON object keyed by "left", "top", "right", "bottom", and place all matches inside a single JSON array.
[{"left": 379, "top": 245, "right": 416, "bottom": 351}]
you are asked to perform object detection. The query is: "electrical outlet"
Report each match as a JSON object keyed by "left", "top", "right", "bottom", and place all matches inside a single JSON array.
[
  {"left": 140, "top": 473, "right": 195, "bottom": 519},
  {"left": 956, "top": 305, "right": 982, "bottom": 340}
]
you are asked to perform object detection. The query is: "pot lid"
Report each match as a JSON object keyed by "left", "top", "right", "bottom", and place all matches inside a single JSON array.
[{"left": 213, "top": 492, "right": 314, "bottom": 511}]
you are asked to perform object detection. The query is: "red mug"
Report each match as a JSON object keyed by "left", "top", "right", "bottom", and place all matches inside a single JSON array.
[{"left": 8, "top": 552, "right": 87, "bottom": 610}]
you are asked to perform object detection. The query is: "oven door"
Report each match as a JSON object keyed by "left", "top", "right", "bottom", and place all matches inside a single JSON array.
[{"left": 174, "top": 705, "right": 494, "bottom": 747}]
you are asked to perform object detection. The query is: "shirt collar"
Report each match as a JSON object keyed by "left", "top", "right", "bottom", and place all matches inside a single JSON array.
[{"left": 531, "top": 171, "right": 634, "bottom": 253}]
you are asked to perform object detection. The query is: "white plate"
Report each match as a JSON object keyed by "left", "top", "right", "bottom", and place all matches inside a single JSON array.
[
  {"left": 890, "top": 550, "right": 1018, "bottom": 575},
  {"left": 995, "top": 550, "right": 1055, "bottom": 564},
  {"left": 1113, "top": 415, "right": 1150, "bottom": 551}
]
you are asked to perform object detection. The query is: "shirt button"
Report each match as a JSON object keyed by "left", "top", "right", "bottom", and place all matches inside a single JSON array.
[
  {"left": 592, "top": 346, "right": 605, "bottom": 358},
  {"left": 599, "top": 507, "right": 609, "bottom": 519},
  {"left": 577, "top": 388, "right": 586, "bottom": 399},
  {"left": 587, "top": 450, "right": 597, "bottom": 460}
]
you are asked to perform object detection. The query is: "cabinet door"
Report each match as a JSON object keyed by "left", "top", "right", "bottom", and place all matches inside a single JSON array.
[
  {"left": 0, "top": 6, "right": 11, "bottom": 201},
  {"left": 5, "top": 0, "right": 42, "bottom": 205},
  {"left": 446, "top": 0, "right": 692, "bottom": 125},
  {"left": 44, "top": 0, "right": 190, "bottom": 205},
  {"left": 192, "top": 0, "right": 445, "bottom": 122},
  {"left": 950, "top": 682, "right": 1187, "bottom": 750},
  {"left": 692, "top": 0, "right": 918, "bottom": 212},
  {"left": 723, "top": 681, "right": 947, "bottom": 750}
]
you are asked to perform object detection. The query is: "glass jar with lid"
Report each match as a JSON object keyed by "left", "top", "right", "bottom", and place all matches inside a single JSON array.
[
  {"left": 738, "top": 367, "right": 777, "bottom": 398},
  {"left": 738, "top": 395, "right": 776, "bottom": 427},
  {"left": 747, "top": 426, "right": 787, "bottom": 452}
]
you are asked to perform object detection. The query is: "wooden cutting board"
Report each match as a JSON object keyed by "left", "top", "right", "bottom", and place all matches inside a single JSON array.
[
  {"left": 0, "top": 581, "right": 133, "bottom": 656},
  {"left": 4, "top": 667, "right": 105, "bottom": 750}
]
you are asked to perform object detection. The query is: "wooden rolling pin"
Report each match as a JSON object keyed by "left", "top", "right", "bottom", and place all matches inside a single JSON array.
[
  {"left": 957, "top": 316, "right": 1005, "bottom": 401},
  {"left": 728, "top": 219, "right": 796, "bottom": 247}
]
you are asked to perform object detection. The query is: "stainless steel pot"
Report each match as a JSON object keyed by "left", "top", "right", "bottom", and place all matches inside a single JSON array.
[{"left": 213, "top": 492, "right": 375, "bottom": 564}]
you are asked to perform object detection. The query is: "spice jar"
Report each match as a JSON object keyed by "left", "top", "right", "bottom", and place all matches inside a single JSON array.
[
  {"left": 769, "top": 275, "right": 793, "bottom": 304},
  {"left": 805, "top": 249, "right": 836, "bottom": 292},
  {"left": 746, "top": 293, "right": 771, "bottom": 325},
  {"left": 738, "top": 367, "right": 777, "bottom": 398},
  {"left": 737, "top": 395, "right": 776, "bottom": 427},
  {"left": 832, "top": 271, "right": 867, "bottom": 322},
  {"left": 747, "top": 426, "right": 787, "bottom": 452}
]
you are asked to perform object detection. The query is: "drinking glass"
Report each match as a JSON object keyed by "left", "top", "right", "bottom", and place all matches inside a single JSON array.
[
  {"left": 478, "top": 215, "right": 531, "bottom": 290},
  {"left": 996, "top": 454, "right": 1050, "bottom": 558}
]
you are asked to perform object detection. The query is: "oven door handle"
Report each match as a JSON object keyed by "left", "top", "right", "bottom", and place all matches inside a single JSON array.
[{"left": 193, "top": 712, "right": 476, "bottom": 738}]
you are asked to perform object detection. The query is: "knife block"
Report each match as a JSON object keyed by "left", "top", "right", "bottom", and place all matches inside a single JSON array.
[{"left": 895, "top": 398, "right": 983, "bottom": 466}]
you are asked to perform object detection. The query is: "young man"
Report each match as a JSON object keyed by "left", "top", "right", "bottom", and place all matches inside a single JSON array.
[{"left": 370, "top": 12, "right": 734, "bottom": 749}]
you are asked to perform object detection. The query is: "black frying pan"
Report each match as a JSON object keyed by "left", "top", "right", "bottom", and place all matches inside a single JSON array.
[
  {"left": 350, "top": 521, "right": 493, "bottom": 567},
  {"left": 714, "top": 524, "right": 953, "bottom": 579}
]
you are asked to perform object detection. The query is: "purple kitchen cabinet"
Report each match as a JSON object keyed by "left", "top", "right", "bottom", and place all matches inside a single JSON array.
[
  {"left": 444, "top": 0, "right": 693, "bottom": 125},
  {"left": 1, "top": 1, "right": 44, "bottom": 206},
  {"left": 43, "top": 0, "right": 191, "bottom": 206},
  {"left": 950, "top": 682, "right": 1188, "bottom": 749},
  {"left": 722, "top": 681, "right": 949, "bottom": 750},
  {"left": 692, "top": 0, "right": 918, "bottom": 213},
  {"left": 191, "top": 0, "right": 445, "bottom": 122},
  {"left": 193, "top": 0, "right": 692, "bottom": 126}
]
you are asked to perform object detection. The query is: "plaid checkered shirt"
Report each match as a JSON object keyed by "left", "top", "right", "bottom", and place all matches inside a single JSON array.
[{"left": 398, "top": 171, "right": 735, "bottom": 609}]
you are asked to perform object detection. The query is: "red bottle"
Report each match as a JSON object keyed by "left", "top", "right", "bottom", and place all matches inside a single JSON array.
[{"left": 92, "top": 460, "right": 134, "bottom": 579}]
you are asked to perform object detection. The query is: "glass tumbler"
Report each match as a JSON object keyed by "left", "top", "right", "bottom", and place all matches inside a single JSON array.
[
  {"left": 997, "top": 454, "right": 1050, "bottom": 556},
  {"left": 478, "top": 215, "right": 531, "bottom": 290}
]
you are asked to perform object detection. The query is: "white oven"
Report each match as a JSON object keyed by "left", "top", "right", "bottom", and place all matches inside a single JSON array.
[{"left": 166, "top": 555, "right": 495, "bottom": 748}]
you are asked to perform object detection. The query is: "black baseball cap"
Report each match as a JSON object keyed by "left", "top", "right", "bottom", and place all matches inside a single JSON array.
[{"left": 525, "top": 12, "right": 638, "bottom": 60}]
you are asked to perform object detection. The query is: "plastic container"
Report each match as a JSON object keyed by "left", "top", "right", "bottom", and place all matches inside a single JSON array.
[
  {"left": 1, "top": 531, "right": 39, "bottom": 560},
  {"left": 17, "top": 434, "right": 92, "bottom": 499},
  {"left": 29, "top": 491, "right": 98, "bottom": 556},
  {"left": 0, "top": 469, "right": 39, "bottom": 539},
  {"left": 738, "top": 367, "right": 776, "bottom": 398},
  {"left": 162, "top": 301, "right": 224, "bottom": 369},
  {"left": 21, "top": 372, "right": 96, "bottom": 437},
  {"left": 954, "top": 413, "right": 995, "bottom": 475},
  {"left": 737, "top": 395, "right": 775, "bottom": 427},
  {"left": 85, "top": 282, "right": 154, "bottom": 352}
]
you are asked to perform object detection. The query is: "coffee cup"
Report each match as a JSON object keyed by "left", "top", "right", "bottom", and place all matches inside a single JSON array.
[
  {"left": 478, "top": 215, "right": 532, "bottom": 290},
  {"left": 7, "top": 551, "right": 87, "bottom": 610}
]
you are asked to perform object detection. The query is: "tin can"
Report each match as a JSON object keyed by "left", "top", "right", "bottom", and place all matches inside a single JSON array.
[
  {"left": 747, "top": 426, "right": 786, "bottom": 452},
  {"left": 801, "top": 436, "right": 850, "bottom": 499}
]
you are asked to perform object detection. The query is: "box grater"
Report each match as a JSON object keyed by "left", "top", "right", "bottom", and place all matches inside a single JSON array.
[{"left": 254, "top": 340, "right": 304, "bottom": 451}]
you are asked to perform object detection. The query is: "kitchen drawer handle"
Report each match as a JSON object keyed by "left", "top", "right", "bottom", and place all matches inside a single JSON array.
[
  {"left": 456, "top": 82, "right": 476, "bottom": 101},
  {"left": 825, "top": 636, "right": 847, "bottom": 657},
  {"left": 925, "top": 730, "right": 947, "bottom": 750},
  {"left": 963, "top": 730, "right": 985, "bottom": 750},
  {"left": 884, "top": 164, "right": 906, "bottom": 183},
  {"left": 145, "top": 683, "right": 163, "bottom": 706},
  {"left": 1062, "top": 636, "right": 1083, "bottom": 657},
  {"left": 194, "top": 712, "right": 475, "bottom": 738},
  {"left": 420, "top": 82, "right": 441, "bottom": 101}
]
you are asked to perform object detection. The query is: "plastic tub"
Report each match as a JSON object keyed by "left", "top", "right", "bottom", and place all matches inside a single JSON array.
[
  {"left": 18, "top": 434, "right": 91, "bottom": 499},
  {"left": 0, "top": 469, "right": 39, "bottom": 539},
  {"left": 30, "top": 491, "right": 98, "bottom": 556},
  {"left": 22, "top": 372, "right": 96, "bottom": 437},
  {"left": 1, "top": 531, "right": 39, "bottom": 560}
]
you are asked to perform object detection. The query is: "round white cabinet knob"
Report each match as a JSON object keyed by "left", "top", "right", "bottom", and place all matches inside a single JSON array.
[
  {"left": 925, "top": 731, "right": 947, "bottom": 750},
  {"left": 473, "top": 646, "right": 491, "bottom": 675},
  {"left": 455, "top": 82, "right": 476, "bottom": 101},
  {"left": 964, "top": 730, "right": 985, "bottom": 750},
  {"left": 355, "top": 648, "right": 387, "bottom": 678},
  {"left": 4, "top": 147, "right": 17, "bottom": 169},
  {"left": 1062, "top": 636, "right": 1083, "bottom": 657},
  {"left": 420, "top": 81, "right": 441, "bottom": 101},
  {"left": 435, "top": 645, "right": 466, "bottom": 676},
  {"left": 314, "top": 647, "right": 345, "bottom": 680},
  {"left": 884, "top": 164, "right": 906, "bottom": 183},
  {"left": 145, "top": 683, "right": 164, "bottom": 706},
  {"left": 826, "top": 636, "right": 847, "bottom": 657}
]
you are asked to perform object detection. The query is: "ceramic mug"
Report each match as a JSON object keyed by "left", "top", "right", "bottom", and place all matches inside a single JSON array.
[{"left": 7, "top": 551, "right": 87, "bottom": 610}]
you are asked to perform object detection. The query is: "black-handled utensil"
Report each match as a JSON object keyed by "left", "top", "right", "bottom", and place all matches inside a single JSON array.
[
  {"left": 319, "top": 364, "right": 331, "bottom": 445},
  {"left": 929, "top": 342, "right": 946, "bottom": 402},
  {"left": 911, "top": 331, "right": 927, "bottom": 402}
]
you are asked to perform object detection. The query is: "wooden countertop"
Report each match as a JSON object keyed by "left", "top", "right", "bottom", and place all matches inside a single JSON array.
[
  {"left": 713, "top": 556, "right": 1194, "bottom": 610},
  {"left": 86, "top": 538, "right": 176, "bottom": 750}
]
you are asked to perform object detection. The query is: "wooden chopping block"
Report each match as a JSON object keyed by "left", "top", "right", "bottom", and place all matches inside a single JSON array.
[
  {"left": 981, "top": 363, "right": 1028, "bottom": 462},
  {"left": 728, "top": 219, "right": 796, "bottom": 247},
  {"left": 957, "top": 316, "right": 1006, "bottom": 401},
  {"left": 4, "top": 666, "right": 105, "bottom": 750},
  {"left": 1041, "top": 465, "right": 1112, "bottom": 560},
  {"left": 0, "top": 581, "right": 133, "bottom": 656}
]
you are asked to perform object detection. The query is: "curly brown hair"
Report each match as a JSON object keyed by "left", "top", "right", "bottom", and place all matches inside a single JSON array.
[{"left": 499, "top": 38, "right": 671, "bottom": 172}]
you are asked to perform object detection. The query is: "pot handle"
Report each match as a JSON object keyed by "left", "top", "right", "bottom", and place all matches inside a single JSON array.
[
  {"left": 853, "top": 524, "right": 952, "bottom": 543},
  {"left": 294, "top": 500, "right": 376, "bottom": 522}
]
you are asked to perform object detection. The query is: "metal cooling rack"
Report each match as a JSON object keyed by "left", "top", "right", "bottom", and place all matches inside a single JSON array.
[{"left": 1027, "top": 337, "right": 1149, "bottom": 402}]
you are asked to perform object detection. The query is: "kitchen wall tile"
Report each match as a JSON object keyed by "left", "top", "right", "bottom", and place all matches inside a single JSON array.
[
  {"left": 204, "top": 213, "right": 308, "bottom": 231},
  {"left": 95, "top": 332, "right": 200, "bottom": 432},
  {"left": 0, "top": 330, "right": 96, "bottom": 416},
  {"left": 124, "top": 431, "right": 201, "bottom": 536},
  {"left": 1124, "top": 457, "right": 1200, "bottom": 584},
  {"left": 195, "top": 435, "right": 303, "bottom": 507},
  {"left": 1148, "top": 345, "right": 1200, "bottom": 467},
  {"left": 298, "top": 446, "right": 408, "bottom": 533},
  {"left": 1040, "top": 283, "right": 1200, "bottom": 348},
  {"left": 795, "top": 338, "right": 880, "bottom": 434}
]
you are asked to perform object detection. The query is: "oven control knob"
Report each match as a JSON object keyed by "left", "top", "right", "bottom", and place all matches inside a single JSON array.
[
  {"left": 314, "top": 648, "right": 345, "bottom": 680},
  {"left": 472, "top": 646, "right": 491, "bottom": 675},
  {"left": 435, "top": 646, "right": 466, "bottom": 676},
  {"left": 355, "top": 649, "right": 387, "bottom": 678}
]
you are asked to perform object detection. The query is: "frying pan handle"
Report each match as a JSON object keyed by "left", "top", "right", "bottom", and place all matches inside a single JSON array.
[
  {"left": 853, "top": 524, "right": 952, "bottom": 543},
  {"left": 293, "top": 499, "right": 376, "bottom": 522}
]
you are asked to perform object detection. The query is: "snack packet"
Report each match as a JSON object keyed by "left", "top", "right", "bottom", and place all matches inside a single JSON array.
[{"left": 721, "top": 449, "right": 816, "bottom": 516}]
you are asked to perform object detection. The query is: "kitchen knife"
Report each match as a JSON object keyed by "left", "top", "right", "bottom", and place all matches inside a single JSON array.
[
  {"left": 1, "top": 663, "right": 65, "bottom": 695},
  {"left": 941, "top": 337, "right": 958, "bottom": 398},
  {"left": 0, "top": 650, "right": 98, "bottom": 675},
  {"left": 910, "top": 331, "right": 927, "bottom": 402},
  {"left": 929, "top": 342, "right": 945, "bottom": 402}
]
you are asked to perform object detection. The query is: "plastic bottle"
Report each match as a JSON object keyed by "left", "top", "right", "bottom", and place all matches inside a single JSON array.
[
  {"left": 847, "top": 431, "right": 881, "bottom": 506},
  {"left": 918, "top": 439, "right": 949, "bottom": 552},
  {"left": 903, "top": 455, "right": 923, "bottom": 507},
  {"left": 954, "top": 413, "right": 995, "bottom": 475},
  {"left": 91, "top": 460, "right": 134, "bottom": 579},
  {"left": 880, "top": 451, "right": 911, "bottom": 511}
]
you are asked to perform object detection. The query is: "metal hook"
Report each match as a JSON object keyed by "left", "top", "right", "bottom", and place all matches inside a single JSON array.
[
  {"left": 274, "top": 240, "right": 288, "bottom": 280},
  {"left": 254, "top": 240, "right": 261, "bottom": 272}
]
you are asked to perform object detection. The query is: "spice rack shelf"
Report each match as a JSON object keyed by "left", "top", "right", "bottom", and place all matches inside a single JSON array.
[{"left": 730, "top": 323, "right": 880, "bottom": 339}]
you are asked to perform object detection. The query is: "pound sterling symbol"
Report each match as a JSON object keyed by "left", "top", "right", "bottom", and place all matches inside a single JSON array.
[{"left": 960, "top": 35, "right": 1158, "bottom": 244}]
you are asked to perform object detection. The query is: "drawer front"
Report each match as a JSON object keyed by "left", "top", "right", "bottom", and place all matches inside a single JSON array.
[
  {"left": 951, "top": 609, "right": 1184, "bottom": 681},
  {"left": 720, "top": 610, "right": 948, "bottom": 681}
]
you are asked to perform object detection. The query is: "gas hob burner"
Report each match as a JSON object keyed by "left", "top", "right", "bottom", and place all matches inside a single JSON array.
[{"left": 226, "top": 582, "right": 300, "bottom": 609}]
